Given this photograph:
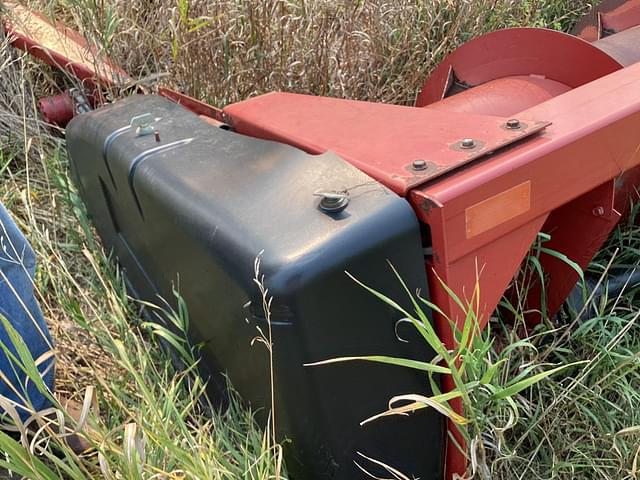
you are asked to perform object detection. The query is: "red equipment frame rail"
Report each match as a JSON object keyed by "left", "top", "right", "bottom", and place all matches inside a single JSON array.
[
  {"left": 4, "top": 0, "right": 640, "bottom": 478},
  {"left": 220, "top": 18, "right": 640, "bottom": 474}
]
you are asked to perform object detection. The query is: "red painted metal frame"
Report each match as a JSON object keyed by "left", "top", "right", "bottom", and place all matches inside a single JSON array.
[
  {"left": 225, "top": 94, "right": 549, "bottom": 196},
  {"left": 158, "top": 88, "right": 225, "bottom": 123},
  {"left": 412, "top": 62, "right": 640, "bottom": 477},
  {"left": 413, "top": 62, "right": 640, "bottom": 327},
  {"left": 3, "top": 1, "right": 128, "bottom": 88}
]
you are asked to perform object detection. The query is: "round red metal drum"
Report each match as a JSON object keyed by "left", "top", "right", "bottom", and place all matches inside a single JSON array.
[
  {"left": 424, "top": 75, "right": 571, "bottom": 117},
  {"left": 416, "top": 28, "right": 623, "bottom": 108}
]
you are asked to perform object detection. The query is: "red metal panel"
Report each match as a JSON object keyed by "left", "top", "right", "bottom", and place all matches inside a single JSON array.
[
  {"left": 409, "top": 61, "right": 640, "bottom": 328},
  {"left": 422, "top": 212, "right": 548, "bottom": 480},
  {"left": 224, "top": 93, "right": 549, "bottom": 196},
  {"left": 3, "top": 1, "right": 128, "bottom": 87},
  {"left": 416, "top": 28, "right": 623, "bottom": 108},
  {"left": 158, "top": 88, "right": 225, "bottom": 122},
  {"left": 573, "top": 0, "right": 640, "bottom": 41},
  {"left": 530, "top": 181, "right": 621, "bottom": 321}
]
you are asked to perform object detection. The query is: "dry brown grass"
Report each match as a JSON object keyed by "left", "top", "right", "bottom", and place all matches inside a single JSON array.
[{"left": 27, "top": 0, "right": 599, "bottom": 106}]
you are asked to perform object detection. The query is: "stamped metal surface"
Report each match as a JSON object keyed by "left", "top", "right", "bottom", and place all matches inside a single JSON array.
[{"left": 224, "top": 92, "right": 549, "bottom": 196}]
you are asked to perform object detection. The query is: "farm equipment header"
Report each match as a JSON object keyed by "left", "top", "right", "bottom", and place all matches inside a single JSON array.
[{"left": 4, "top": 0, "right": 640, "bottom": 478}]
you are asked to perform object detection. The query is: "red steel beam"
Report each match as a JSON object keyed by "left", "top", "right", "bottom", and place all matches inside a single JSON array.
[{"left": 2, "top": 1, "right": 128, "bottom": 88}]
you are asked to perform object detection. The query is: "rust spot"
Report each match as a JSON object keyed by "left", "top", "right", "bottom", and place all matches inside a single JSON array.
[{"left": 421, "top": 197, "right": 440, "bottom": 215}]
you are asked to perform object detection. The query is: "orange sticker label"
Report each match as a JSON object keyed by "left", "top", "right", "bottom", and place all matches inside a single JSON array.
[{"left": 465, "top": 181, "right": 531, "bottom": 239}]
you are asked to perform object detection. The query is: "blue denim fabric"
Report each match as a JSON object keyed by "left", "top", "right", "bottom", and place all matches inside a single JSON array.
[{"left": 0, "top": 203, "right": 54, "bottom": 419}]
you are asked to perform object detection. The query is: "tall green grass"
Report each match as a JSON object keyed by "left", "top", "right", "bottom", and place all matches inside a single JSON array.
[{"left": 309, "top": 264, "right": 586, "bottom": 479}]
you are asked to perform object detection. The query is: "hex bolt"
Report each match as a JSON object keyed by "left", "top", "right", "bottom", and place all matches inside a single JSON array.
[
  {"left": 592, "top": 206, "right": 606, "bottom": 217},
  {"left": 506, "top": 119, "right": 521, "bottom": 130},
  {"left": 460, "top": 138, "right": 476, "bottom": 149},
  {"left": 412, "top": 159, "right": 427, "bottom": 171}
]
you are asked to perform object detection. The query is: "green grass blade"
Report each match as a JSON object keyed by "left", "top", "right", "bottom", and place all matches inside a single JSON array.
[
  {"left": 492, "top": 361, "right": 587, "bottom": 400},
  {"left": 305, "top": 355, "right": 451, "bottom": 374}
]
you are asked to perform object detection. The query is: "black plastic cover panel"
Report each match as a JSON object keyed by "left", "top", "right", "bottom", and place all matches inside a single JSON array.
[{"left": 66, "top": 95, "right": 444, "bottom": 479}]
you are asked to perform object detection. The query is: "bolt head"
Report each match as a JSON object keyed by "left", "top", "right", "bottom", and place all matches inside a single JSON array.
[
  {"left": 412, "top": 159, "right": 427, "bottom": 171},
  {"left": 592, "top": 206, "right": 606, "bottom": 217},
  {"left": 506, "top": 119, "right": 521, "bottom": 130},
  {"left": 315, "top": 191, "right": 349, "bottom": 213},
  {"left": 460, "top": 138, "right": 476, "bottom": 149}
]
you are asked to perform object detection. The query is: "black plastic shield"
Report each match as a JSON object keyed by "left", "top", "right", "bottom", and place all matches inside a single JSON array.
[{"left": 66, "top": 95, "right": 444, "bottom": 479}]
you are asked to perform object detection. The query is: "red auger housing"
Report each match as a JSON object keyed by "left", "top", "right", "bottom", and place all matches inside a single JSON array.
[{"left": 5, "top": 1, "right": 640, "bottom": 478}]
